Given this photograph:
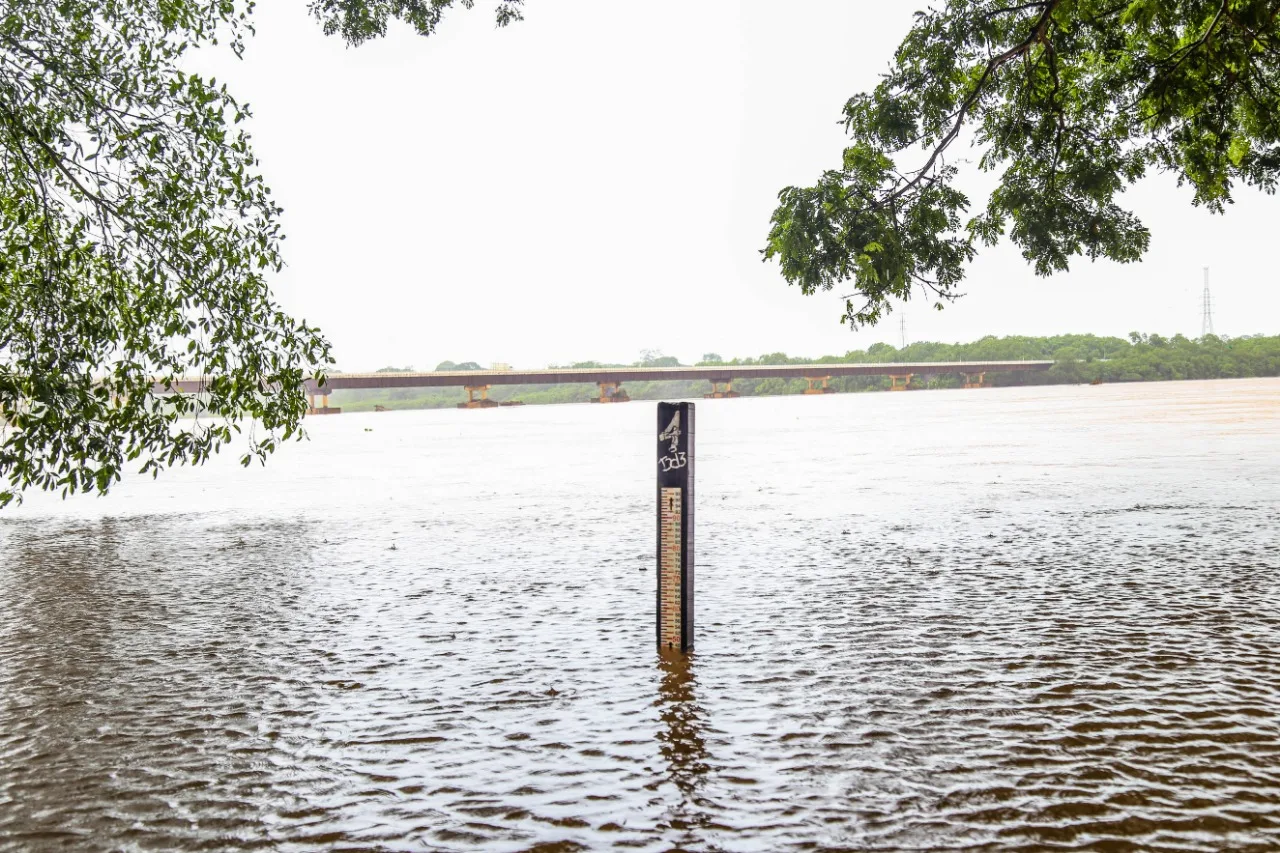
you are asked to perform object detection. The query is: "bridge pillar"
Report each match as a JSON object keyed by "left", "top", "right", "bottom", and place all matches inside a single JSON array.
[
  {"left": 704, "top": 379, "right": 739, "bottom": 399},
  {"left": 962, "top": 372, "right": 987, "bottom": 389},
  {"left": 803, "top": 376, "right": 833, "bottom": 395},
  {"left": 458, "top": 385, "right": 499, "bottom": 409},
  {"left": 888, "top": 374, "right": 913, "bottom": 391},
  {"left": 307, "top": 391, "right": 341, "bottom": 415},
  {"left": 592, "top": 381, "right": 631, "bottom": 403}
]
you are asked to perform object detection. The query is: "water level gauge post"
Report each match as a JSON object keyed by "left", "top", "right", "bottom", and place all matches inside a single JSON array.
[{"left": 657, "top": 402, "right": 695, "bottom": 654}]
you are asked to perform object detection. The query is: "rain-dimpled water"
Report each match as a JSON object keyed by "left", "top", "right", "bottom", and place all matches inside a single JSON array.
[{"left": 1, "top": 378, "right": 1278, "bottom": 852}]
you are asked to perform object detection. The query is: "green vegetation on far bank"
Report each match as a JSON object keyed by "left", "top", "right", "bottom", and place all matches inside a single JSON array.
[{"left": 331, "top": 333, "right": 1280, "bottom": 413}]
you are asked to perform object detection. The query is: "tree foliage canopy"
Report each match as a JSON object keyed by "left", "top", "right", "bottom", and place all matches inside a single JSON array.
[
  {"left": 0, "top": 0, "right": 528, "bottom": 505},
  {"left": 763, "top": 0, "right": 1280, "bottom": 326},
  {"left": 0, "top": 2, "right": 330, "bottom": 505},
  {"left": 307, "top": 0, "right": 523, "bottom": 45}
]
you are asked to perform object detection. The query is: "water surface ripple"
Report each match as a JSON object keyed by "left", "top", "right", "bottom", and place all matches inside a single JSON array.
[{"left": 2, "top": 379, "right": 1278, "bottom": 851}]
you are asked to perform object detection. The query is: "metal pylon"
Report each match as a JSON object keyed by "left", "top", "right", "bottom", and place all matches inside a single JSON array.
[{"left": 1201, "top": 267, "right": 1214, "bottom": 337}]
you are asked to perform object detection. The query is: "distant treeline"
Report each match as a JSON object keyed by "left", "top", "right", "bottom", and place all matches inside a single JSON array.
[{"left": 331, "top": 333, "right": 1280, "bottom": 412}]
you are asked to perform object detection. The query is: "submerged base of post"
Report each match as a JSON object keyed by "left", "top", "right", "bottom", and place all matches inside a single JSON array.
[{"left": 657, "top": 402, "right": 695, "bottom": 654}]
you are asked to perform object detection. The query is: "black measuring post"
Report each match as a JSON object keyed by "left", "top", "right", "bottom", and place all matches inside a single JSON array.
[{"left": 656, "top": 402, "right": 695, "bottom": 653}]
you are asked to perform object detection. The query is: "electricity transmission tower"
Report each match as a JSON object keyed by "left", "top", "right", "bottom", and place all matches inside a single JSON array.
[
  {"left": 1201, "top": 267, "right": 1214, "bottom": 337},
  {"left": 900, "top": 315, "right": 908, "bottom": 349}
]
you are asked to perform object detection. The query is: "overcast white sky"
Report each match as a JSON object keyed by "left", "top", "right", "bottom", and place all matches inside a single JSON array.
[{"left": 204, "top": 1, "right": 1278, "bottom": 371}]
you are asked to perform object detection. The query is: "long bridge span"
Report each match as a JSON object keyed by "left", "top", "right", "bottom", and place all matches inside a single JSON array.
[{"left": 282, "top": 360, "right": 1055, "bottom": 412}]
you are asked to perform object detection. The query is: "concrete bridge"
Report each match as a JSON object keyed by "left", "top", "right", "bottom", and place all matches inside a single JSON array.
[{"left": 285, "top": 360, "right": 1054, "bottom": 412}]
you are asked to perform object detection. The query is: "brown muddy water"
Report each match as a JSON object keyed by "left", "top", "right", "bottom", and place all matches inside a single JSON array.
[{"left": 1, "top": 378, "right": 1278, "bottom": 852}]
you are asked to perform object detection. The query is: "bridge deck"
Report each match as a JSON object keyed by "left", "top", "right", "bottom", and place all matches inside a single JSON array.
[
  {"left": 159, "top": 361, "right": 1053, "bottom": 394},
  {"left": 309, "top": 361, "right": 1052, "bottom": 391}
]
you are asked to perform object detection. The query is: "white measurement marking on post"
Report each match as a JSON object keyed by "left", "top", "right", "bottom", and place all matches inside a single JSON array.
[{"left": 659, "top": 487, "right": 682, "bottom": 650}]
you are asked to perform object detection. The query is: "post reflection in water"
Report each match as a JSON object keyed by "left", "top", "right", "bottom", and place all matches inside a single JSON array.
[{"left": 654, "top": 650, "right": 712, "bottom": 844}]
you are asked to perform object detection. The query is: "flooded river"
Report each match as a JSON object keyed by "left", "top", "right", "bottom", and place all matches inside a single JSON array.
[{"left": 2, "top": 378, "right": 1278, "bottom": 852}]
